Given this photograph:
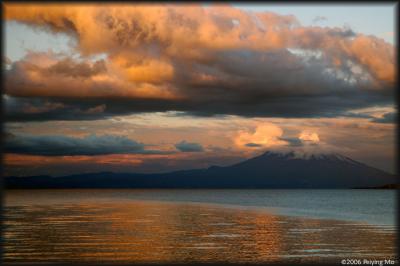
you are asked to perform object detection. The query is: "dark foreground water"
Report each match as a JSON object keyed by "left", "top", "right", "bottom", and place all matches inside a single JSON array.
[{"left": 3, "top": 189, "right": 397, "bottom": 263}]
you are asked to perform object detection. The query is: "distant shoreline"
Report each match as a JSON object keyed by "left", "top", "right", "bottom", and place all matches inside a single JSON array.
[{"left": 352, "top": 184, "right": 399, "bottom": 189}]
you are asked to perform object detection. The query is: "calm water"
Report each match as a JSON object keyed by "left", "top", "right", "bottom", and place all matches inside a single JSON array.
[{"left": 3, "top": 189, "right": 398, "bottom": 263}]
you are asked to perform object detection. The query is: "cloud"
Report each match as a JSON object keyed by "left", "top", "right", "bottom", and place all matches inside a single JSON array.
[
  {"left": 4, "top": 4, "right": 395, "bottom": 121},
  {"left": 279, "top": 137, "right": 303, "bottom": 147},
  {"left": 85, "top": 104, "right": 106, "bottom": 114},
  {"left": 4, "top": 115, "right": 396, "bottom": 175},
  {"left": 5, "top": 51, "right": 177, "bottom": 99},
  {"left": 371, "top": 112, "right": 396, "bottom": 124},
  {"left": 4, "top": 95, "right": 112, "bottom": 121},
  {"left": 4, "top": 133, "right": 171, "bottom": 156},
  {"left": 312, "top": 16, "right": 327, "bottom": 24},
  {"left": 175, "top": 140, "right": 204, "bottom": 152},
  {"left": 235, "top": 123, "right": 287, "bottom": 148},
  {"left": 4, "top": 56, "right": 12, "bottom": 65},
  {"left": 245, "top": 142, "right": 263, "bottom": 148},
  {"left": 299, "top": 131, "right": 320, "bottom": 143},
  {"left": 236, "top": 123, "right": 323, "bottom": 150},
  {"left": 5, "top": 4, "right": 394, "bottom": 81},
  {"left": 4, "top": 151, "right": 245, "bottom": 176},
  {"left": 48, "top": 57, "right": 106, "bottom": 78}
]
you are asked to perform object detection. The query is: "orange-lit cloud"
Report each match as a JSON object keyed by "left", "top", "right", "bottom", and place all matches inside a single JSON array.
[
  {"left": 4, "top": 3, "right": 394, "bottom": 104},
  {"left": 235, "top": 123, "right": 287, "bottom": 148},
  {"left": 299, "top": 131, "right": 320, "bottom": 143},
  {"left": 3, "top": 149, "right": 245, "bottom": 176},
  {"left": 5, "top": 51, "right": 180, "bottom": 100},
  {"left": 4, "top": 114, "right": 396, "bottom": 176}
]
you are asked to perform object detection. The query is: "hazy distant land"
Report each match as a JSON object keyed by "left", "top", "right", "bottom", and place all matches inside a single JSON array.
[{"left": 6, "top": 151, "right": 397, "bottom": 189}]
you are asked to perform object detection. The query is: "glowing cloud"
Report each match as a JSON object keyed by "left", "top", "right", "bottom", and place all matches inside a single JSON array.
[
  {"left": 299, "top": 131, "right": 320, "bottom": 143},
  {"left": 4, "top": 3, "right": 394, "bottom": 105},
  {"left": 235, "top": 123, "right": 287, "bottom": 148}
]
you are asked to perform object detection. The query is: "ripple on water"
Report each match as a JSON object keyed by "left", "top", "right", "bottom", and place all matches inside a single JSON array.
[{"left": 3, "top": 195, "right": 397, "bottom": 263}]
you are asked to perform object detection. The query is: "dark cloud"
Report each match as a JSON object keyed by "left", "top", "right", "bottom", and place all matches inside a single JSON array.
[
  {"left": 4, "top": 89, "right": 394, "bottom": 122},
  {"left": 5, "top": 133, "right": 170, "bottom": 156},
  {"left": 4, "top": 96, "right": 110, "bottom": 121},
  {"left": 175, "top": 141, "right": 204, "bottom": 152},
  {"left": 47, "top": 58, "right": 106, "bottom": 78},
  {"left": 3, "top": 5, "right": 395, "bottom": 122},
  {"left": 279, "top": 137, "right": 303, "bottom": 147},
  {"left": 371, "top": 112, "right": 396, "bottom": 124},
  {"left": 245, "top": 143, "right": 263, "bottom": 148}
]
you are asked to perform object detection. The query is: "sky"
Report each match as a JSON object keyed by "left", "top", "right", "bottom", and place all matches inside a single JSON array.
[{"left": 3, "top": 3, "right": 397, "bottom": 176}]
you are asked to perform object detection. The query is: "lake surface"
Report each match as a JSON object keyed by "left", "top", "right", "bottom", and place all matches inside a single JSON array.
[{"left": 3, "top": 189, "right": 397, "bottom": 263}]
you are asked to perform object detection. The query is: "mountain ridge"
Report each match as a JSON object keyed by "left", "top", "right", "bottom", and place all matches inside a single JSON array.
[{"left": 5, "top": 151, "right": 397, "bottom": 189}]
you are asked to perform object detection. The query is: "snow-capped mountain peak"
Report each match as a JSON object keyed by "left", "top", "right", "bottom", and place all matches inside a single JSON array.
[{"left": 261, "top": 150, "right": 361, "bottom": 164}]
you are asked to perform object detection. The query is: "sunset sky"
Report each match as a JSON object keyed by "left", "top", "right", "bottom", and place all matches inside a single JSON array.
[{"left": 3, "top": 3, "right": 396, "bottom": 176}]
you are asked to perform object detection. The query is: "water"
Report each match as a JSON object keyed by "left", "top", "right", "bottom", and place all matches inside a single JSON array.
[{"left": 3, "top": 189, "right": 397, "bottom": 263}]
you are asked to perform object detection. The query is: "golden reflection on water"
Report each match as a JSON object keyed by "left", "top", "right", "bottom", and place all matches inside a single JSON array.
[{"left": 3, "top": 200, "right": 397, "bottom": 263}]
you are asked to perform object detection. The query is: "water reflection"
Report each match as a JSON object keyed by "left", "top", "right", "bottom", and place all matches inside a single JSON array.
[{"left": 3, "top": 200, "right": 396, "bottom": 263}]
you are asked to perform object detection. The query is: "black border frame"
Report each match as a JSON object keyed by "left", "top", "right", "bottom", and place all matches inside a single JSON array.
[{"left": 0, "top": 1, "right": 398, "bottom": 266}]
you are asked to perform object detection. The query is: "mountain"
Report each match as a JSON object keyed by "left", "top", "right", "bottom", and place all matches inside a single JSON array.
[{"left": 5, "top": 151, "right": 397, "bottom": 189}]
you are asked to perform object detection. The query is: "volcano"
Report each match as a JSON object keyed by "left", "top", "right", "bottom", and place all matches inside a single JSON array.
[{"left": 5, "top": 151, "right": 397, "bottom": 189}]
